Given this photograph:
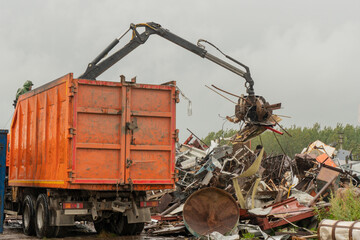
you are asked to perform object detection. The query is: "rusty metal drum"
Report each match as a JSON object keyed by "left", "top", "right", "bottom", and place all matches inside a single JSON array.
[{"left": 183, "top": 187, "right": 239, "bottom": 237}]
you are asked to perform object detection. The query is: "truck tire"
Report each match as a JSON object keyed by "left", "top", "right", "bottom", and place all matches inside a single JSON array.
[
  {"left": 93, "top": 220, "right": 104, "bottom": 233},
  {"left": 22, "top": 195, "right": 36, "bottom": 236},
  {"left": 94, "top": 218, "right": 113, "bottom": 234},
  {"left": 110, "top": 213, "right": 125, "bottom": 235},
  {"left": 53, "top": 226, "right": 62, "bottom": 238},
  {"left": 35, "top": 194, "right": 56, "bottom": 238},
  {"left": 122, "top": 216, "right": 137, "bottom": 235},
  {"left": 133, "top": 222, "right": 145, "bottom": 235}
]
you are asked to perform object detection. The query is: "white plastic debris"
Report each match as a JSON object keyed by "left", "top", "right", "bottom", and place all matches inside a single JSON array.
[{"left": 209, "top": 231, "right": 239, "bottom": 240}]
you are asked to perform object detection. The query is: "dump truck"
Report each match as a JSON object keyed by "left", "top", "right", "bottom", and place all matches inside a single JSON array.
[
  {"left": 3, "top": 22, "right": 275, "bottom": 238},
  {"left": 5, "top": 74, "right": 177, "bottom": 237}
]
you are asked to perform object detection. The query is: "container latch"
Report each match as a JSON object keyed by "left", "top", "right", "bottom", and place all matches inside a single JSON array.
[{"left": 126, "top": 159, "right": 133, "bottom": 168}]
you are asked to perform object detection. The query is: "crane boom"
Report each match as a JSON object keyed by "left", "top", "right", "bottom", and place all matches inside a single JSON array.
[{"left": 79, "top": 22, "right": 255, "bottom": 95}]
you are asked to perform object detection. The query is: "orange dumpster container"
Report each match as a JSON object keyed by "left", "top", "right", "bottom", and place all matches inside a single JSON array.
[{"left": 8, "top": 73, "right": 177, "bottom": 191}]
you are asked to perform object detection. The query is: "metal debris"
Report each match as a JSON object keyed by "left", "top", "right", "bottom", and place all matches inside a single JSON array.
[{"left": 145, "top": 138, "right": 360, "bottom": 239}]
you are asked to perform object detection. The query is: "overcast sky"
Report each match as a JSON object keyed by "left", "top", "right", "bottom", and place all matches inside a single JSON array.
[{"left": 1, "top": 0, "right": 359, "bottom": 141}]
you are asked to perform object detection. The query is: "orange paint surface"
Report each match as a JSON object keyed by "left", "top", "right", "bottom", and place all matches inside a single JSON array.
[
  {"left": 316, "top": 153, "right": 338, "bottom": 168},
  {"left": 8, "top": 73, "right": 176, "bottom": 191}
]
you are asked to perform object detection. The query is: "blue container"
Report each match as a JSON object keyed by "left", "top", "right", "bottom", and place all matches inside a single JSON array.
[{"left": 0, "top": 129, "right": 8, "bottom": 234}]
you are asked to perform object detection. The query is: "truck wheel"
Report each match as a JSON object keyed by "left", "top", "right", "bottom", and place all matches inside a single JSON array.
[
  {"left": 94, "top": 220, "right": 105, "bottom": 233},
  {"left": 53, "top": 226, "right": 62, "bottom": 238},
  {"left": 110, "top": 213, "right": 125, "bottom": 235},
  {"left": 94, "top": 218, "right": 112, "bottom": 233},
  {"left": 35, "top": 194, "right": 55, "bottom": 238},
  {"left": 133, "top": 222, "right": 145, "bottom": 235},
  {"left": 22, "top": 195, "right": 36, "bottom": 236},
  {"left": 122, "top": 216, "right": 137, "bottom": 235}
]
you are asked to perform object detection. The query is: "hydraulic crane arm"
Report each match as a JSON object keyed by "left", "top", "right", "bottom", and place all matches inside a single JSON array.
[{"left": 79, "top": 22, "right": 255, "bottom": 95}]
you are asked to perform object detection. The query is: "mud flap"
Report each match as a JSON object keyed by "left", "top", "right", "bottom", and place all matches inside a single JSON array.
[
  {"left": 125, "top": 207, "right": 151, "bottom": 224},
  {"left": 50, "top": 210, "right": 74, "bottom": 226}
]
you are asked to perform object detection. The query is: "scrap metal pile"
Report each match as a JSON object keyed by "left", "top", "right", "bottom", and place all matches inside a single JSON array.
[{"left": 145, "top": 138, "right": 360, "bottom": 239}]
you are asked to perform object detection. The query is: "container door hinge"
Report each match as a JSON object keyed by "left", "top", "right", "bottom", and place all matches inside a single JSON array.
[
  {"left": 68, "top": 170, "right": 75, "bottom": 179},
  {"left": 68, "top": 128, "right": 76, "bottom": 139},
  {"left": 172, "top": 129, "right": 179, "bottom": 142},
  {"left": 172, "top": 170, "right": 179, "bottom": 180},
  {"left": 68, "top": 84, "right": 77, "bottom": 97},
  {"left": 126, "top": 159, "right": 133, "bottom": 168},
  {"left": 174, "top": 90, "right": 180, "bottom": 103}
]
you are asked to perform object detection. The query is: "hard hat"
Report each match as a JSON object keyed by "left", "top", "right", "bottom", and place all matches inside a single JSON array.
[{"left": 24, "top": 80, "right": 34, "bottom": 88}]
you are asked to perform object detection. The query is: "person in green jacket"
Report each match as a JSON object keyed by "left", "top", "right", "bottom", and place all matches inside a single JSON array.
[{"left": 13, "top": 80, "right": 33, "bottom": 108}]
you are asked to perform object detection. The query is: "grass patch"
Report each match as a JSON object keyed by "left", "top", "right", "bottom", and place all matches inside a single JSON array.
[
  {"left": 316, "top": 186, "right": 360, "bottom": 221},
  {"left": 241, "top": 232, "right": 258, "bottom": 239}
]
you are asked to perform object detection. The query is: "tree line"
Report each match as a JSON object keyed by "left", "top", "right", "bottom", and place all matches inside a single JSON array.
[{"left": 202, "top": 123, "right": 360, "bottom": 159}]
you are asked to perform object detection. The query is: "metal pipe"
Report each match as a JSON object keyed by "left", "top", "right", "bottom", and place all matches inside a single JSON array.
[{"left": 90, "top": 38, "right": 119, "bottom": 66}]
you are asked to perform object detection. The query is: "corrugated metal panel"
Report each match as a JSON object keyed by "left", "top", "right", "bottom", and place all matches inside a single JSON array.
[{"left": 8, "top": 74, "right": 71, "bottom": 188}]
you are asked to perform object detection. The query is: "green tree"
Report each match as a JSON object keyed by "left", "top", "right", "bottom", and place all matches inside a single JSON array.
[{"left": 202, "top": 123, "right": 360, "bottom": 159}]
